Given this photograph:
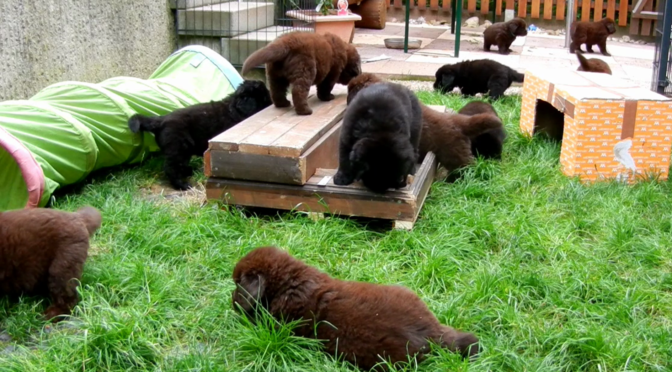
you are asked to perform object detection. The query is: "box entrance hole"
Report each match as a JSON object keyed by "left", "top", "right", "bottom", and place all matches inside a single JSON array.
[{"left": 533, "top": 99, "right": 565, "bottom": 142}]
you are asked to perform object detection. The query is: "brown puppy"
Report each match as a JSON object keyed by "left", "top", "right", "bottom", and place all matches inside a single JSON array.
[
  {"left": 570, "top": 18, "right": 616, "bottom": 56},
  {"left": 483, "top": 17, "right": 528, "bottom": 55},
  {"left": 0, "top": 206, "right": 102, "bottom": 321},
  {"left": 576, "top": 51, "right": 612, "bottom": 74},
  {"left": 458, "top": 101, "right": 507, "bottom": 160},
  {"left": 241, "top": 31, "right": 361, "bottom": 115},
  {"left": 348, "top": 73, "right": 503, "bottom": 173},
  {"left": 232, "top": 247, "right": 479, "bottom": 371}
]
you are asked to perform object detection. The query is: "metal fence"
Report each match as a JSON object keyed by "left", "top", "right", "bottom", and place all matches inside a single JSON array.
[
  {"left": 652, "top": 0, "right": 671, "bottom": 96},
  {"left": 172, "top": 0, "right": 316, "bottom": 67}
]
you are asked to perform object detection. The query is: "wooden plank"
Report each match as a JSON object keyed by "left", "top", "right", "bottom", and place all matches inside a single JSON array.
[
  {"left": 236, "top": 86, "right": 346, "bottom": 156},
  {"left": 209, "top": 120, "right": 342, "bottom": 185},
  {"left": 205, "top": 152, "right": 437, "bottom": 223},
  {"left": 393, "top": 0, "right": 402, "bottom": 9},
  {"left": 481, "top": 0, "right": 489, "bottom": 14},
  {"left": 557, "top": 0, "right": 566, "bottom": 20},
  {"left": 640, "top": 0, "right": 653, "bottom": 36},
  {"left": 618, "top": 0, "right": 628, "bottom": 26},
  {"left": 543, "top": 0, "right": 553, "bottom": 19},
  {"left": 581, "top": 0, "right": 591, "bottom": 21},
  {"left": 467, "top": 0, "right": 476, "bottom": 12},
  {"left": 630, "top": 19, "right": 640, "bottom": 35},
  {"left": 268, "top": 93, "right": 346, "bottom": 157},
  {"left": 204, "top": 149, "right": 212, "bottom": 177},
  {"left": 531, "top": 0, "right": 540, "bottom": 18},
  {"left": 518, "top": 0, "right": 527, "bottom": 17},
  {"left": 430, "top": 0, "right": 439, "bottom": 11},
  {"left": 506, "top": 0, "right": 514, "bottom": 9},
  {"left": 418, "top": 0, "right": 427, "bottom": 10},
  {"left": 495, "top": 0, "right": 502, "bottom": 15},
  {"left": 606, "top": 0, "right": 615, "bottom": 19},
  {"left": 594, "top": 0, "right": 603, "bottom": 20},
  {"left": 442, "top": 0, "right": 451, "bottom": 11}
]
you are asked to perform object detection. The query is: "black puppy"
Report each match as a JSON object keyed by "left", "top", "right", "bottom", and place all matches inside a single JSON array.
[
  {"left": 128, "top": 80, "right": 272, "bottom": 190},
  {"left": 333, "top": 82, "right": 422, "bottom": 193},
  {"left": 433, "top": 59, "right": 524, "bottom": 99},
  {"left": 458, "top": 101, "right": 506, "bottom": 159}
]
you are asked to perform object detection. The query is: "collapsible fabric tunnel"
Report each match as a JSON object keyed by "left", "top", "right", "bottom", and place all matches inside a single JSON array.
[{"left": 0, "top": 45, "right": 243, "bottom": 211}]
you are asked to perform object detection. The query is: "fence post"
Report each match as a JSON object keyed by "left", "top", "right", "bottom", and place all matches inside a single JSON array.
[
  {"left": 404, "top": 0, "right": 411, "bottom": 52},
  {"left": 565, "top": 0, "right": 575, "bottom": 48}
]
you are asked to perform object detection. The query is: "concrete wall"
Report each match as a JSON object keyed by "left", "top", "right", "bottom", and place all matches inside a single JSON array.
[{"left": 0, "top": 0, "right": 176, "bottom": 101}]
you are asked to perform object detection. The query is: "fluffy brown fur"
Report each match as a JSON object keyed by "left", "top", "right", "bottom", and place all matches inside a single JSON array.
[
  {"left": 576, "top": 51, "right": 612, "bottom": 74},
  {"left": 458, "top": 101, "right": 506, "bottom": 160},
  {"left": 241, "top": 31, "right": 361, "bottom": 116},
  {"left": 348, "top": 73, "right": 504, "bottom": 173},
  {"left": 570, "top": 18, "right": 617, "bottom": 56},
  {"left": 0, "top": 206, "right": 102, "bottom": 321},
  {"left": 232, "top": 247, "right": 479, "bottom": 371},
  {"left": 483, "top": 17, "right": 528, "bottom": 54}
]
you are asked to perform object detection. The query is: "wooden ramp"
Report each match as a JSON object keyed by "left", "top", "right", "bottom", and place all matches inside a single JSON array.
[{"left": 205, "top": 87, "right": 443, "bottom": 230}]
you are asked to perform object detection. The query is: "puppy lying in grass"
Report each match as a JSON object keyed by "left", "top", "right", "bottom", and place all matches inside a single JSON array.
[
  {"left": 0, "top": 206, "right": 101, "bottom": 321},
  {"left": 458, "top": 101, "right": 507, "bottom": 160},
  {"left": 232, "top": 247, "right": 479, "bottom": 371}
]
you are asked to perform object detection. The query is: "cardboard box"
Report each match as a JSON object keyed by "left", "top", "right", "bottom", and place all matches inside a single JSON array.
[{"left": 521, "top": 68, "right": 672, "bottom": 182}]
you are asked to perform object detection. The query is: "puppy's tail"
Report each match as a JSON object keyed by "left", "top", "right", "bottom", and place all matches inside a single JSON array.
[
  {"left": 128, "top": 114, "right": 162, "bottom": 135},
  {"left": 509, "top": 69, "right": 525, "bottom": 83},
  {"left": 460, "top": 114, "right": 504, "bottom": 139},
  {"left": 576, "top": 50, "right": 591, "bottom": 71},
  {"left": 75, "top": 206, "right": 102, "bottom": 237},
  {"left": 241, "top": 43, "right": 289, "bottom": 75}
]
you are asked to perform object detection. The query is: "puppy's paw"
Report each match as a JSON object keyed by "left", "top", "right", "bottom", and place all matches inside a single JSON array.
[
  {"left": 44, "top": 305, "right": 70, "bottom": 322},
  {"left": 602, "top": 52, "right": 611, "bottom": 56},
  {"left": 333, "top": 171, "right": 353, "bottom": 186},
  {"left": 295, "top": 107, "right": 313, "bottom": 116},
  {"left": 318, "top": 93, "right": 335, "bottom": 101},
  {"left": 274, "top": 99, "right": 292, "bottom": 108},
  {"left": 171, "top": 181, "right": 192, "bottom": 191}
]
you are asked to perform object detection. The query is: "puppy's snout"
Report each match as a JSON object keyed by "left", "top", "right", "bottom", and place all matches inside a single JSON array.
[{"left": 232, "top": 288, "right": 254, "bottom": 313}]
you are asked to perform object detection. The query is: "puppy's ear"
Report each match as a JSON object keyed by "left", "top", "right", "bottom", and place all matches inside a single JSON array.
[
  {"left": 508, "top": 21, "right": 519, "bottom": 35},
  {"left": 233, "top": 273, "right": 266, "bottom": 312},
  {"left": 231, "top": 96, "right": 257, "bottom": 116}
]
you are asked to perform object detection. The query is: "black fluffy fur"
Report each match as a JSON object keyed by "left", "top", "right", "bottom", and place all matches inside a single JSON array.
[
  {"left": 433, "top": 60, "right": 525, "bottom": 99},
  {"left": 333, "top": 82, "right": 422, "bottom": 193},
  {"left": 128, "top": 80, "right": 272, "bottom": 190},
  {"left": 457, "top": 101, "right": 506, "bottom": 159}
]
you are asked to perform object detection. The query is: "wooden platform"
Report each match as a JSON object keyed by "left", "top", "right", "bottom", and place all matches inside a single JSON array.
[
  {"left": 206, "top": 152, "right": 438, "bottom": 229},
  {"left": 205, "top": 94, "right": 446, "bottom": 229},
  {"left": 205, "top": 86, "right": 347, "bottom": 185}
]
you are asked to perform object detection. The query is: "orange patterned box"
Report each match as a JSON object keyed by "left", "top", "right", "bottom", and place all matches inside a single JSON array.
[{"left": 520, "top": 68, "right": 672, "bottom": 183}]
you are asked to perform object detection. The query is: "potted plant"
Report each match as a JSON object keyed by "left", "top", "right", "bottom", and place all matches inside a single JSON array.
[{"left": 285, "top": 0, "right": 362, "bottom": 43}]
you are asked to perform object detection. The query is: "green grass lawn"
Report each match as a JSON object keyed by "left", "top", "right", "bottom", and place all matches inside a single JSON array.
[{"left": 1, "top": 91, "right": 671, "bottom": 372}]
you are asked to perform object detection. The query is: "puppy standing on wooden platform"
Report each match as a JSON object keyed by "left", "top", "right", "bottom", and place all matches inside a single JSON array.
[
  {"left": 241, "top": 31, "right": 361, "bottom": 116},
  {"left": 348, "top": 74, "right": 505, "bottom": 176},
  {"left": 128, "top": 80, "right": 272, "bottom": 190},
  {"left": 569, "top": 18, "right": 617, "bottom": 56},
  {"left": 335, "top": 81, "right": 422, "bottom": 193},
  {"left": 0, "top": 206, "right": 101, "bottom": 321},
  {"left": 232, "top": 247, "right": 479, "bottom": 370},
  {"left": 483, "top": 17, "right": 528, "bottom": 55}
]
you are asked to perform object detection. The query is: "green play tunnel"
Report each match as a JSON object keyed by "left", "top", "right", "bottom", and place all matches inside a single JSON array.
[{"left": 0, "top": 45, "right": 243, "bottom": 211}]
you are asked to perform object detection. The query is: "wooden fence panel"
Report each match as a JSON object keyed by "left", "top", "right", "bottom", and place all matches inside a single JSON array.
[
  {"left": 531, "top": 0, "right": 540, "bottom": 18},
  {"left": 640, "top": 0, "right": 654, "bottom": 36},
  {"left": 430, "top": 0, "right": 439, "bottom": 11},
  {"left": 393, "top": 0, "right": 402, "bottom": 9},
  {"left": 543, "top": 0, "right": 553, "bottom": 19},
  {"left": 606, "top": 0, "right": 616, "bottom": 19},
  {"left": 481, "top": 0, "right": 490, "bottom": 14},
  {"left": 506, "top": 0, "right": 514, "bottom": 9},
  {"left": 417, "top": 0, "right": 427, "bottom": 10},
  {"left": 581, "top": 0, "right": 591, "bottom": 21},
  {"left": 518, "top": 0, "right": 527, "bottom": 17},
  {"left": 496, "top": 0, "right": 502, "bottom": 15},
  {"left": 556, "top": 0, "right": 566, "bottom": 20},
  {"left": 467, "top": 0, "right": 476, "bottom": 12},
  {"left": 618, "top": 0, "right": 628, "bottom": 26},
  {"left": 442, "top": 0, "right": 451, "bottom": 11},
  {"left": 594, "top": 0, "right": 603, "bottom": 21}
]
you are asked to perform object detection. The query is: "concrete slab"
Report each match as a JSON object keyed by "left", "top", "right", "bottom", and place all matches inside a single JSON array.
[{"left": 177, "top": 2, "right": 274, "bottom": 37}]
